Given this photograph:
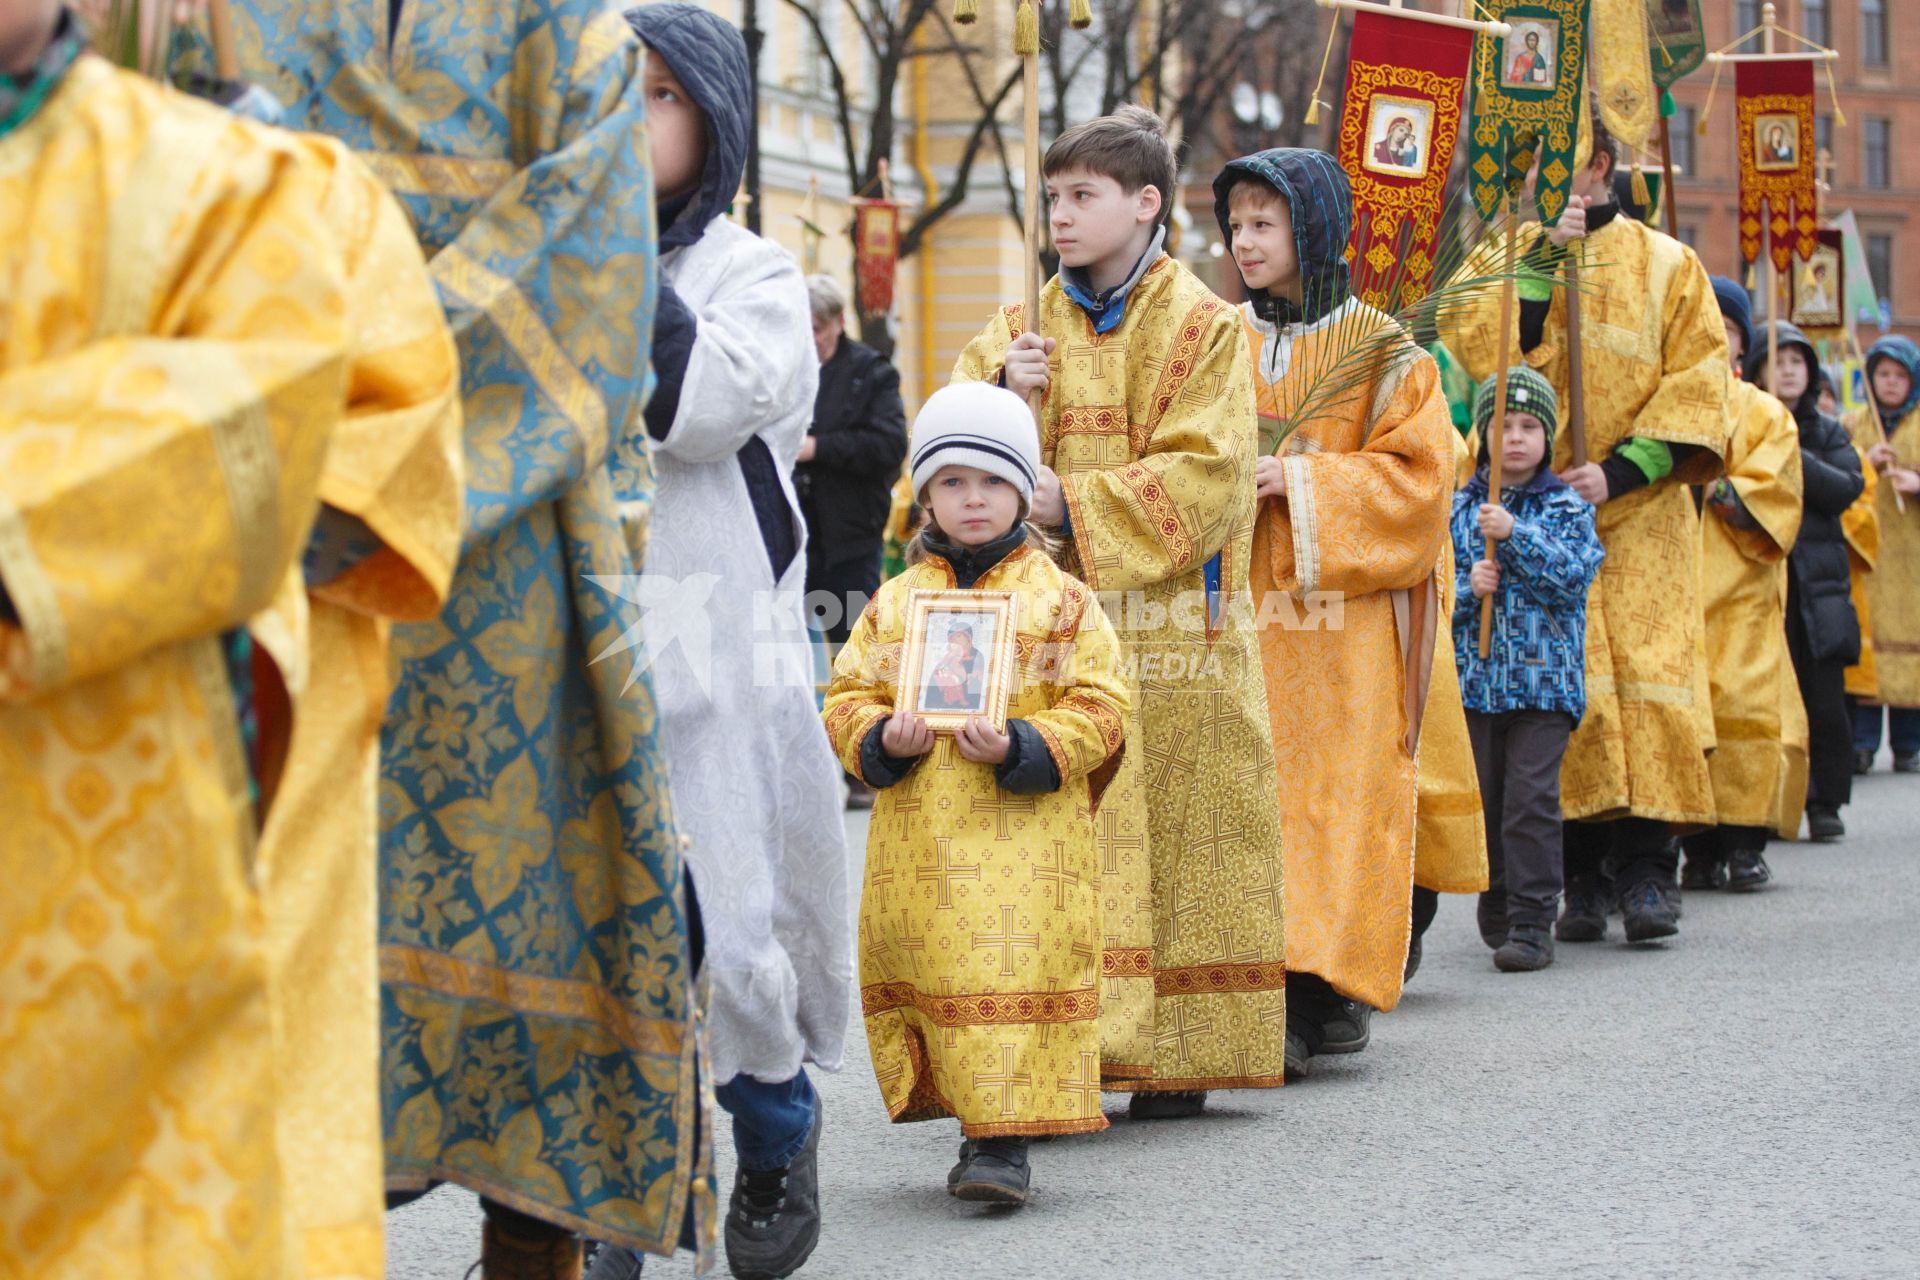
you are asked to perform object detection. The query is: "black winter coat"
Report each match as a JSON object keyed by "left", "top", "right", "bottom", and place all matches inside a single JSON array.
[
  {"left": 795, "top": 335, "right": 908, "bottom": 575},
  {"left": 1750, "top": 322, "right": 1865, "bottom": 663}
]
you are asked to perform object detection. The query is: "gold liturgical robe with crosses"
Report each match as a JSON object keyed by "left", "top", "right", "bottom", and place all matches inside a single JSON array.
[
  {"left": 1447, "top": 216, "right": 1730, "bottom": 823},
  {"left": 825, "top": 548, "right": 1129, "bottom": 1135},
  {"left": 954, "top": 257, "right": 1287, "bottom": 1093},
  {"left": 1700, "top": 379, "right": 1807, "bottom": 835},
  {"left": 1845, "top": 404, "right": 1920, "bottom": 709}
]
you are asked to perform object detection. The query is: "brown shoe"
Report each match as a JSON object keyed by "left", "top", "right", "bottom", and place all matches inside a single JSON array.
[{"left": 481, "top": 1217, "right": 583, "bottom": 1280}]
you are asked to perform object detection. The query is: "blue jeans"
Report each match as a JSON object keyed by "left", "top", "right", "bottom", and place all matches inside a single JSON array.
[
  {"left": 1853, "top": 703, "right": 1920, "bottom": 756},
  {"left": 718, "top": 1069, "right": 817, "bottom": 1172}
]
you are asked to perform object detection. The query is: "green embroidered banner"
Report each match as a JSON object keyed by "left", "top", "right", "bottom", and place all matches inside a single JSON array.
[
  {"left": 1645, "top": 0, "right": 1707, "bottom": 91},
  {"left": 1469, "top": 0, "right": 1591, "bottom": 225}
]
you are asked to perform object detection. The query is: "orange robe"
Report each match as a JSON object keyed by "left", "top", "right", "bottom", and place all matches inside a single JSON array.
[{"left": 1246, "top": 301, "right": 1455, "bottom": 1012}]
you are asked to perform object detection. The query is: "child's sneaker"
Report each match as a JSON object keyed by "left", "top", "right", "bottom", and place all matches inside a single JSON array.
[
  {"left": 1475, "top": 890, "right": 1508, "bottom": 950},
  {"left": 1725, "top": 848, "right": 1773, "bottom": 892},
  {"left": 1680, "top": 855, "right": 1727, "bottom": 891},
  {"left": 951, "top": 1137, "right": 1030, "bottom": 1204},
  {"left": 1128, "top": 1090, "right": 1206, "bottom": 1120},
  {"left": 1894, "top": 752, "right": 1919, "bottom": 774},
  {"left": 725, "top": 1100, "right": 823, "bottom": 1280},
  {"left": 1853, "top": 749, "right": 1876, "bottom": 775},
  {"left": 1493, "top": 923, "right": 1554, "bottom": 972},
  {"left": 1806, "top": 805, "right": 1845, "bottom": 842},
  {"left": 1555, "top": 881, "right": 1609, "bottom": 942},
  {"left": 946, "top": 1139, "right": 975, "bottom": 1191},
  {"left": 1619, "top": 879, "right": 1679, "bottom": 943}
]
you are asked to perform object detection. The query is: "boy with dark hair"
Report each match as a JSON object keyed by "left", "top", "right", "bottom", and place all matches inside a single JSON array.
[
  {"left": 953, "top": 104, "right": 1288, "bottom": 1117},
  {"left": 1446, "top": 106, "right": 1729, "bottom": 946}
]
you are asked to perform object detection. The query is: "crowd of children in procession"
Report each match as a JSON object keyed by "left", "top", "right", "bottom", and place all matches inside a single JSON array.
[{"left": 5, "top": 3, "right": 1920, "bottom": 1280}]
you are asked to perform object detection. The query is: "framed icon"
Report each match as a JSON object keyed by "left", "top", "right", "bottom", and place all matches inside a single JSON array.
[
  {"left": 1361, "top": 95, "right": 1435, "bottom": 181},
  {"left": 1791, "top": 243, "right": 1843, "bottom": 329},
  {"left": 1754, "top": 113, "right": 1801, "bottom": 172},
  {"left": 897, "top": 589, "right": 1018, "bottom": 732},
  {"left": 1501, "top": 20, "right": 1559, "bottom": 92}
]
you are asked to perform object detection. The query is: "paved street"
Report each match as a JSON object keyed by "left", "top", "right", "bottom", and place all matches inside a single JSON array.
[{"left": 389, "top": 754, "right": 1920, "bottom": 1279}]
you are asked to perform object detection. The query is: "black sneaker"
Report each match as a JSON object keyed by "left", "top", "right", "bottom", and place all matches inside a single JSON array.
[
  {"left": 946, "top": 1139, "right": 975, "bottom": 1191},
  {"left": 951, "top": 1136, "right": 1030, "bottom": 1205},
  {"left": 1315, "top": 1000, "right": 1372, "bottom": 1055},
  {"left": 1285, "top": 1027, "right": 1311, "bottom": 1079},
  {"left": 1555, "top": 882, "right": 1608, "bottom": 942},
  {"left": 1620, "top": 879, "right": 1679, "bottom": 943},
  {"left": 1680, "top": 856, "right": 1727, "bottom": 892},
  {"left": 1476, "top": 891, "right": 1509, "bottom": 950},
  {"left": 725, "top": 1098, "right": 822, "bottom": 1280},
  {"left": 1895, "top": 752, "right": 1919, "bottom": 774},
  {"left": 1854, "top": 749, "right": 1877, "bottom": 776},
  {"left": 1493, "top": 923, "right": 1554, "bottom": 972},
  {"left": 1403, "top": 932, "right": 1423, "bottom": 982},
  {"left": 1806, "top": 806, "right": 1845, "bottom": 842},
  {"left": 1725, "top": 849, "right": 1772, "bottom": 892},
  {"left": 1127, "top": 1090, "right": 1206, "bottom": 1120}
]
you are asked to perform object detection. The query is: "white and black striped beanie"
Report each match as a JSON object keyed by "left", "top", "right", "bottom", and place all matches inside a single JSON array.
[{"left": 909, "top": 382, "right": 1041, "bottom": 505}]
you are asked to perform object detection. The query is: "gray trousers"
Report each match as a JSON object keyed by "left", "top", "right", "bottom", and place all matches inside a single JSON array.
[{"left": 1468, "top": 709, "right": 1574, "bottom": 929}]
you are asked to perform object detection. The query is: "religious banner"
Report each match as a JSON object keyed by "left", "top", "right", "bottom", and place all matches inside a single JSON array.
[
  {"left": 1734, "top": 55, "right": 1816, "bottom": 272},
  {"left": 1591, "top": 0, "right": 1657, "bottom": 202},
  {"left": 1645, "top": 0, "right": 1706, "bottom": 90},
  {"left": 852, "top": 197, "right": 900, "bottom": 317},
  {"left": 1336, "top": 4, "right": 1475, "bottom": 309},
  {"left": 1789, "top": 227, "right": 1845, "bottom": 331},
  {"left": 1469, "top": 0, "right": 1591, "bottom": 225}
]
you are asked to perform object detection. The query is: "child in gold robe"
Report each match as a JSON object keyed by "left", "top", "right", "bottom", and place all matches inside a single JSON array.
[
  {"left": 1844, "top": 337, "right": 1920, "bottom": 772},
  {"left": 1680, "top": 278, "right": 1805, "bottom": 893},
  {"left": 1214, "top": 148, "right": 1455, "bottom": 1067},
  {"left": 953, "top": 107, "right": 1286, "bottom": 1117},
  {"left": 825, "top": 382, "right": 1129, "bottom": 1205}
]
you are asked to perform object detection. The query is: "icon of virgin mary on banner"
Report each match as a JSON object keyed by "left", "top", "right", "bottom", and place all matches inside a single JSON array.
[
  {"left": 1336, "top": 4, "right": 1474, "bottom": 308},
  {"left": 1734, "top": 54, "right": 1817, "bottom": 272}
]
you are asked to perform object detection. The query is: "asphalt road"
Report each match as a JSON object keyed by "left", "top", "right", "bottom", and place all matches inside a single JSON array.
[{"left": 388, "top": 751, "right": 1920, "bottom": 1279}]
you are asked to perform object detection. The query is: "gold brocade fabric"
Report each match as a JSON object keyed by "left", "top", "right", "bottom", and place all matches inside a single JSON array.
[
  {"left": 952, "top": 259, "right": 1287, "bottom": 1093},
  {"left": 825, "top": 550, "right": 1130, "bottom": 1135},
  {"left": 1699, "top": 381, "right": 1806, "bottom": 835},
  {"left": 1245, "top": 304, "right": 1458, "bottom": 1011},
  {"left": 1445, "top": 217, "right": 1730, "bottom": 823},
  {"left": 1840, "top": 453, "right": 1881, "bottom": 699},
  {"left": 0, "top": 59, "right": 405, "bottom": 1280},
  {"left": 1845, "top": 406, "right": 1920, "bottom": 707},
  {"left": 1419, "top": 430, "right": 1489, "bottom": 892}
]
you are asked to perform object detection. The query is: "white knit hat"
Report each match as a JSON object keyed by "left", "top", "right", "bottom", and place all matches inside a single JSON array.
[{"left": 909, "top": 382, "right": 1042, "bottom": 504}]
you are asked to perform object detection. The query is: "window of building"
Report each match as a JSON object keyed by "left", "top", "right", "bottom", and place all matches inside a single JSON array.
[
  {"left": 1863, "top": 0, "right": 1889, "bottom": 67},
  {"left": 1803, "top": 0, "right": 1829, "bottom": 48},
  {"left": 1867, "top": 233, "right": 1893, "bottom": 309},
  {"left": 1671, "top": 105, "right": 1695, "bottom": 176},
  {"left": 1815, "top": 113, "right": 1833, "bottom": 164},
  {"left": 1735, "top": 1, "right": 1762, "bottom": 51},
  {"left": 1865, "top": 117, "right": 1891, "bottom": 189},
  {"left": 1678, "top": 224, "right": 1699, "bottom": 249}
]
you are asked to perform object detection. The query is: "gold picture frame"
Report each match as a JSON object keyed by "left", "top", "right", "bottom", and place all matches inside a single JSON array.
[
  {"left": 898, "top": 588, "right": 1019, "bottom": 732},
  {"left": 1360, "top": 94, "right": 1435, "bottom": 181}
]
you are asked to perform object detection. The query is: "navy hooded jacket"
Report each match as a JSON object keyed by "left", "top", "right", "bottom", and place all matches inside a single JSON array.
[{"left": 1211, "top": 148, "right": 1352, "bottom": 327}]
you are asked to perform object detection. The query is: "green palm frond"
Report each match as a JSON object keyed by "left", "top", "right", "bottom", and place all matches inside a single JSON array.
[
  {"left": 82, "top": 1, "right": 175, "bottom": 79},
  {"left": 1265, "top": 183, "right": 1600, "bottom": 453}
]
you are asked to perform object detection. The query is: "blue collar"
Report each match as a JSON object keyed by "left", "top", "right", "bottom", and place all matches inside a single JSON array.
[{"left": 1059, "top": 227, "right": 1166, "bottom": 335}]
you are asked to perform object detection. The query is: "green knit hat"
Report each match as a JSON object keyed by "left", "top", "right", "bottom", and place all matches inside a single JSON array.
[{"left": 1472, "top": 366, "right": 1558, "bottom": 452}]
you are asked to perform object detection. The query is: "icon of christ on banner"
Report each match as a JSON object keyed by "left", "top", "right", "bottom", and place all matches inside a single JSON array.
[{"left": 1504, "top": 21, "right": 1559, "bottom": 90}]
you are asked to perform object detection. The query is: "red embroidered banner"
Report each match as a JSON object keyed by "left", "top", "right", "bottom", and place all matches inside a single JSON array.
[
  {"left": 852, "top": 199, "right": 900, "bottom": 317},
  {"left": 1337, "top": 7, "right": 1475, "bottom": 310},
  {"left": 1735, "top": 56, "right": 1816, "bottom": 273}
]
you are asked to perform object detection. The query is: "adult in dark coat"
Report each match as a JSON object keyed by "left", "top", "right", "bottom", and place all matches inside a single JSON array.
[
  {"left": 796, "top": 274, "right": 908, "bottom": 645},
  {"left": 1748, "top": 320, "right": 1866, "bottom": 840}
]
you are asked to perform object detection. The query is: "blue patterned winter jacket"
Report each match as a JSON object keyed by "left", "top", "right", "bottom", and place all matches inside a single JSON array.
[{"left": 1451, "top": 467, "right": 1606, "bottom": 721}]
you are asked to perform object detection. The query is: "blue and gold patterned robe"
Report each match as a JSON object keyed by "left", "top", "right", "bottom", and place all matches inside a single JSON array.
[{"left": 195, "top": 1, "right": 704, "bottom": 1257}]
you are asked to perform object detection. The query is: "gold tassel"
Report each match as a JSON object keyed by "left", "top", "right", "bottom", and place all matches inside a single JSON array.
[
  {"left": 953, "top": 0, "right": 977, "bottom": 25},
  {"left": 1697, "top": 59, "right": 1723, "bottom": 135},
  {"left": 1632, "top": 162, "right": 1650, "bottom": 211},
  {"left": 1070, "top": 0, "right": 1093, "bottom": 29},
  {"left": 1014, "top": 0, "right": 1038, "bottom": 55},
  {"left": 1303, "top": 15, "right": 1340, "bottom": 131},
  {"left": 1824, "top": 60, "right": 1847, "bottom": 127}
]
